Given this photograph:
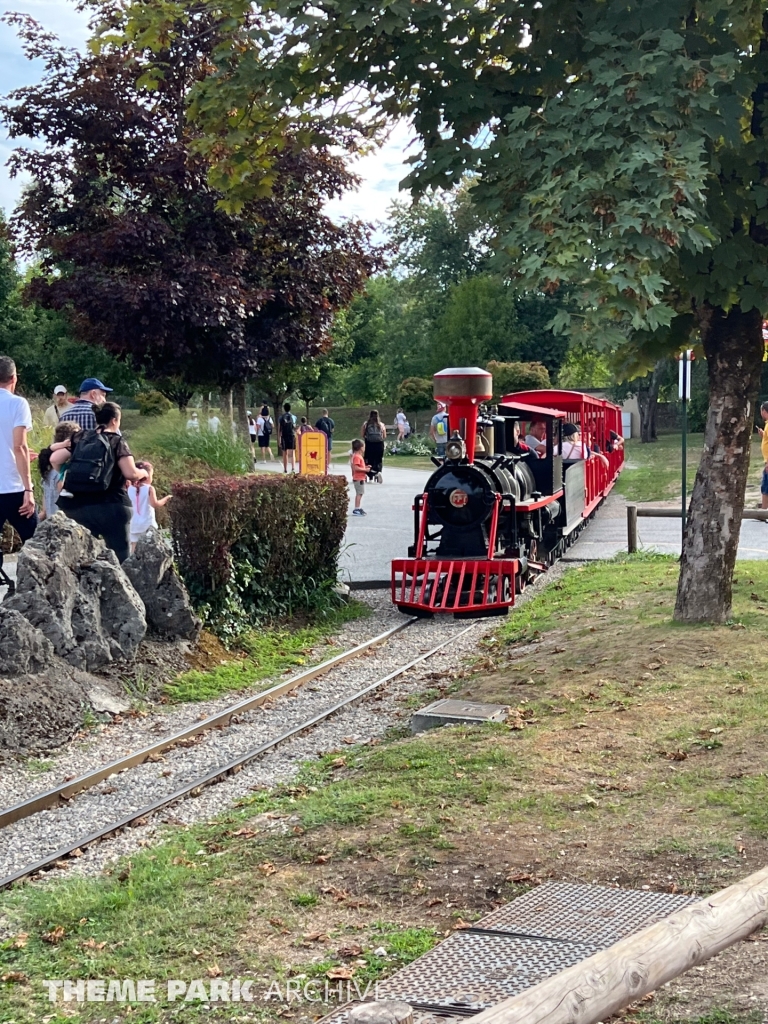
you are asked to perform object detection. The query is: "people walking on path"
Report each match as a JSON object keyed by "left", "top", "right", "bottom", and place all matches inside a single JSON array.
[
  {"left": 395, "top": 408, "right": 407, "bottom": 442},
  {"left": 315, "top": 408, "right": 335, "bottom": 452},
  {"left": 128, "top": 461, "right": 171, "bottom": 553},
  {"left": 51, "top": 401, "right": 148, "bottom": 563},
  {"left": 279, "top": 403, "right": 296, "bottom": 472},
  {"left": 43, "top": 385, "right": 70, "bottom": 427},
  {"left": 256, "top": 405, "right": 274, "bottom": 461},
  {"left": 0, "top": 356, "right": 37, "bottom": 587},
  {"left": 208, "top": 413, "right": 221, "bottom": 434},
  {"left": 38, "top": 421, "right": 81, "bottom": 519},
  {"left": 248, "top": 412, "right": 258, "bottom": 454},
  {"left": 430, "top": 403, "right": 449, "bottom": 458},
  {"left": 59, "top": 377, "right": 112, "bottom": 431},
  {"left": 361, "top": 410, "right": 385, "bottom": 483},
  {"left": 350, "top": 439, "right": 370, "bottom": 516}
]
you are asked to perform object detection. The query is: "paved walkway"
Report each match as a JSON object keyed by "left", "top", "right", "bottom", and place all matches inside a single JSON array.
[{"left": 4, "top": 471, "right": 766, "bottom": 601}]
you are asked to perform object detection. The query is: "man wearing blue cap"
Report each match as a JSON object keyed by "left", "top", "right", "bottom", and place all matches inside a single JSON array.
[{"left": 59, "top": 378, "right": 112, "bottom": 432}]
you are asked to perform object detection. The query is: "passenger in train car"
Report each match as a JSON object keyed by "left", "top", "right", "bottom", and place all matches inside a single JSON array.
[
  {"left": 561, "top": 423, "right": 609, "bottom": 468},
  {"left": 606, "top": 429, "right": 625, "bottom": 452},
  {"left": 511, "top": 421, "right": 532, "bottom": 457},
  {"left": 524, "top": 420, "right": 547, "bottom": 456}
]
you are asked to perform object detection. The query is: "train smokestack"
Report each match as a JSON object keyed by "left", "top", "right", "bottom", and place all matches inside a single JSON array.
[{"left": 433, "top": 367, "right": 493, "bottom": 463}]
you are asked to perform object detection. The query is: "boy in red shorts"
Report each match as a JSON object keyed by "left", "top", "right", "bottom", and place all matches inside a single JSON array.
[{"left": 350, "top": 439, "right": 370, "bottom": 516}]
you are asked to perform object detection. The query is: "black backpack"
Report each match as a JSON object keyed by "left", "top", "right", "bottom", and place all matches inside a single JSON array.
[
  {"left": 64, "top": 430, "right": 116, "bottom": 493},
  {"left": 279, "top": 412, "right": 294, "bottom": 434},
  {"left": 262, "top": 415, "right": 273, "bottom": 436}
]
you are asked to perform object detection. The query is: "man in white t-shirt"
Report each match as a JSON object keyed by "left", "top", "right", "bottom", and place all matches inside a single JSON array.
[
  {"left": 208, "top": 414, "right": 221, "bottom": 434},
  {"left": 0, "top": 356, "right": 37, "bottom": 590}
]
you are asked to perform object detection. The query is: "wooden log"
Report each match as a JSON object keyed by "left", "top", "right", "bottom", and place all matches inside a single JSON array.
[
  {"left": 349, "top": 1000, "right": 413, "bottom": 1024},
  {"left": 468, "top": 865, "right": 768, "bottom": 1024},
  {"left": 627, "top": 505, "right": 638, "bottom": 553}
]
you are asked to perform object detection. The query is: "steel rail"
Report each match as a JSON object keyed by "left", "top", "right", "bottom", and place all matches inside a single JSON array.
[
  {"left": 0, "top": 620, "right": 415, "bottom": 831},
  {"left": 0, "top": 623, "right": 475, "bottom": 890}
]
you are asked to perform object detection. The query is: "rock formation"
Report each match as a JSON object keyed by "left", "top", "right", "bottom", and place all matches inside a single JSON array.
[
  {"left": 4, "top": 515, "right": 146, "bottom": 671},
  {"left": 123, "top": 530, "right": 201, "bottom": 640}
]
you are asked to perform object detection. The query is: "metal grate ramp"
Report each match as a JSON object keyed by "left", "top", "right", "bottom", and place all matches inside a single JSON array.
[
  {"left": 468, "top": 880, "right": 700, "bottom": 948},
  {"left": 315, "top": 882, "right": 701, "bottom": 1021}
]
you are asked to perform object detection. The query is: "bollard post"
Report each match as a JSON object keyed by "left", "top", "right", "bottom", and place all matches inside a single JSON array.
[
  {"left": 349, "top": 1001, "right": 414, "bottom": 1024},
  {"left": 627, "top": 505, "right": 638, "bottom": 554}
]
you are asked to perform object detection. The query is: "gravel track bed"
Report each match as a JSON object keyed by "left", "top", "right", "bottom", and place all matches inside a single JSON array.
[
  {"left": 0, "top": 570, "right": 571, "bottom": 885},
  {"left": 0, "top": 590, "right": 401, "bottom": 809}
]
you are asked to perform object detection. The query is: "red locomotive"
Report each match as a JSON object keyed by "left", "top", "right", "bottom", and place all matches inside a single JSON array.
[{"left": 391, "top": 367, "right": 624, "bottom": 617}]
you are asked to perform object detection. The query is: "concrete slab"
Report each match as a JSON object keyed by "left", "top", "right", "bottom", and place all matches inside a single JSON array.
[{"left": 411, "top": 698, "right": 509, "bottom": 734}]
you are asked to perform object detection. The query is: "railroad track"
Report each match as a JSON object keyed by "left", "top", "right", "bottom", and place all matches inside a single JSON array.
[{"left": 0, "top": 618, "right": 477, "bottom": 890}]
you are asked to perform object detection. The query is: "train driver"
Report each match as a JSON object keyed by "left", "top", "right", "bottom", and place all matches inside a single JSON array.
[{"left": 524, "top": 420, "right": 547, "bottom": 457}]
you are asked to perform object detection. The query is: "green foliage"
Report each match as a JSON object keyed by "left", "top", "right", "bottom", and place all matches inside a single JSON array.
[
  {"left": 387, "top": 435, "right": 433, "bottom": 456},
  {"left": 135, "top": 390, "right": 172, "bottom": 416},
  {"left": 142, "top": 426, "right": 252, "bottom": 476},
  {"left": 434, "top": 275, "right": 531, "bottom": 369},
  {"left": 557, "top": 346, "right": 615, "bottom": 389},
  {"left": 171, "top": 475, "right": 348, "bottom": 637},
  {"left": 487, "top": 361, "right": 550, "bottom": 401},
  {"left": 398, "top": 377, "right": 434, "bottom": 413}
]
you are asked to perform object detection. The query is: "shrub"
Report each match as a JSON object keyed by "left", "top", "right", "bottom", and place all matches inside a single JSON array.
[
  {"left": 135, "top": 390, "right": 172, "bottom": 416},
  {"left": 486, "top": 360, "right": 551, "bottom": 401},
  {"left": 170, "top": 474, "right": 348, "bottom": 637},
  {"left": 398, "top": 377, "right": 434, "bottom": 412},
  {"left": 387, "top": 435, "right": 433, "bottom": 456},
  {"left": 142, "top": 426, "right": 252, "bottom": 476}
]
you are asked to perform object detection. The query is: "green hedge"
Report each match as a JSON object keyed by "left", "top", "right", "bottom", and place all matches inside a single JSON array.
[{"left": 170, "top": 474, "right": 348, "bottom": 637}]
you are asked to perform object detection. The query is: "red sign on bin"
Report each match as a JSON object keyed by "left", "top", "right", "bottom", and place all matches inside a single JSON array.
[{"left": 299, "top": 431, "right": 328, "bottom": 476}]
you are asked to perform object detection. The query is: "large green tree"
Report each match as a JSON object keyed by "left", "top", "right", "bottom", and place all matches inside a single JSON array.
[{"left": 116, "top": 0, "right": 768, "bottom": 623}]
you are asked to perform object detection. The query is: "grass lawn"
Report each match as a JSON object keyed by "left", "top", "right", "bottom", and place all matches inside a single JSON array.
[
  {"left": 3, "top": 556, "right": 768, "bottom": 1023},
  {"left": 166, "top": 602, "right": 369, "bottom": 702},
  {"left": 617, "top": 433, "right": 765, "bottom": 504}
]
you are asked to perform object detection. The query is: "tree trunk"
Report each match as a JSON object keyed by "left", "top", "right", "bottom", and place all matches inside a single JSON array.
[
  {"left": 637, "top": 360, "right": 664, "bottom": 443},
  {"left": 201, "top": 392, "right": 210, "bottom": 422},
  {"left": 674, "top": 305, "right": 764, "bottom": 623},
  {"left": 233, "top": 381, "right": 250, "bottom": 450},
  {"left": 220, "top": 388, "right": 233, "bottom": 430}
]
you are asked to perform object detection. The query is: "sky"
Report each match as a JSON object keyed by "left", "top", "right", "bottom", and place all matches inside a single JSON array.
[{"left": 0, "top": 0, "right": 414, "bottom": 227}]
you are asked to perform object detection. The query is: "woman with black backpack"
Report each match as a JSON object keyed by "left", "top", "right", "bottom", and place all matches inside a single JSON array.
[
  {"left": 360, "top": 410, "right": 386, "bottom": 483},
  {"left": 49, "top": 402, "right": 148, "bottom": 562}
]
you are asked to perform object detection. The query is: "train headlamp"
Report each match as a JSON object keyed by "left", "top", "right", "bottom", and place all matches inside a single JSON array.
[{"left": 445, "top": 438, "right": 465, "bottom": 461}]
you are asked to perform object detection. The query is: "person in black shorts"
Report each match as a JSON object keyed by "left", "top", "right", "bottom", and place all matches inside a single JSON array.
[{"left": 279, "top": 402, "right": 296, "bottom": 473}]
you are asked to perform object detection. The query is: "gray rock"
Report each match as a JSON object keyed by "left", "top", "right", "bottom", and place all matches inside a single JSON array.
[
  {"left": 123, "top": 530, "right": 201, "bottom": 641},
  {"left": 0, "top": 666, "right": 128, "bottom": 753},
  {"left": 0, "top": 607, "right": 55, "bottom": 677},
  {"left": 4, "top": 514, "right": 146, "bottom": 671}
]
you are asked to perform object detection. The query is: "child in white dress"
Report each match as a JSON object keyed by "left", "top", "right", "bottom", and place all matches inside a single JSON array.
[{"left": 127, "top": 461, "right": 172, "bottom": 552}]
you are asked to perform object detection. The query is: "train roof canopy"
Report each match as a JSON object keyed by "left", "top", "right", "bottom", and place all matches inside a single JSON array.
[
  {"left": 498, "top": 398, "right": 566, "bottom": 419},
  {"left": 505, "top": 389, "right": 621, "bottom": 413}
]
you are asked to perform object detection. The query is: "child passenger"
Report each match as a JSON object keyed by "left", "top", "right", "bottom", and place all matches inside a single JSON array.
[
  {"left": 127, "top": 461, "right": 172, "bottom": 552},
  {"left": 350, "top": 439, "right": 370, "bottom": 517}
]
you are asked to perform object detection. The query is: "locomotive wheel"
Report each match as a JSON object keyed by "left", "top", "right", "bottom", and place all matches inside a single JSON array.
[{"left": 515, "top": 568, "right": 526, "bottom": 594}]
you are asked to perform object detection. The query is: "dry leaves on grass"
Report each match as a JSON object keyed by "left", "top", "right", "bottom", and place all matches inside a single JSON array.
[
  {"left": 42, "top": 926, "right": 65, "bottom": 945},
  {"left": 258, "top": 862, "right": 277, "bottom": 876},
  {"left": 2, "top": 971, "right": 27, "bottom": 983},
  {"left": 206, "top": 965, "right": 222, "bottom": 978},
  {"left": 82, "top": 939, "right": 106, "bottom": 951},
  {"left": 12, "top": 933, "right": 28, "bottom": 949},
  {"left": 337, "top": 945, "right": 363, "bottom": 957},
  {"left": 326, "top": 966, "right": 355, "bottom": 980}
]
